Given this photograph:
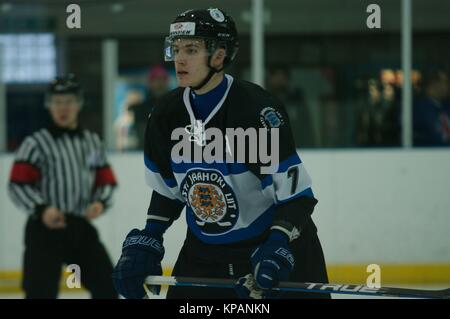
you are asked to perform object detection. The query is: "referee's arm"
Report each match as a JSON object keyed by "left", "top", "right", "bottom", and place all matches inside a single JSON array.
[
  {"left": 90, "top": 134, "right": 117, "bottom": 211},
  {"left": 8, "top": 137, "right": 47, "bottom": 216}
]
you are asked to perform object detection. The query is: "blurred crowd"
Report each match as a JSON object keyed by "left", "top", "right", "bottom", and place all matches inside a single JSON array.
[
  {"left": 87, "top": 65, "right": 450, "bottom": 150},
  {"left": 4, "top": 64, "right": 450, "bottom": 151},
  {"left": 264, "top": 66, "right": 450, "bottom": 149},
  {"left": 353, "top": 68, "right": 449, "bottom": 147}
]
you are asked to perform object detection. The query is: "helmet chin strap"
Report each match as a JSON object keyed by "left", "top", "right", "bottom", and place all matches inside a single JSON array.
[{"left": 190, "top": 56, "right": 224, "bottom": 92}]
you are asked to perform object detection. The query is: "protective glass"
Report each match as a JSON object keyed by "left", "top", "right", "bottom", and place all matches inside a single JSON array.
[{"left": 164, "top": 37, "right": 212, "bottom": 62}]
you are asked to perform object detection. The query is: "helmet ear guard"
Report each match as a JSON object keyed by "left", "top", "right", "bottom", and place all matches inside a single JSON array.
[{"left": 215, "top": 40, "right": 238, "bottom": 68}]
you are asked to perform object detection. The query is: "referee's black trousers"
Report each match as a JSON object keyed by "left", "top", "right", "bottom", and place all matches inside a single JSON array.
[{"left": 22, "top": 215, "right": 117, "bottom": 299}]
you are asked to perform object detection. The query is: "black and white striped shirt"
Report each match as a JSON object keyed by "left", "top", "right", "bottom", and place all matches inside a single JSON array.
[{"left": 9, "top": 125, "right": 117, "bottom": 216}]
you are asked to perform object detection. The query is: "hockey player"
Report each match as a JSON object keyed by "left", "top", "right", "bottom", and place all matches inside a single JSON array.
[{"left": 112, "top": 8, "right": 329, "bottom": 299}]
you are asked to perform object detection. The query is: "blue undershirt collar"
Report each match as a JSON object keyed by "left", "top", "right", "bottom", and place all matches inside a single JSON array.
[{"left": 190, "top": 76, "right": 228, "bottom": 122}]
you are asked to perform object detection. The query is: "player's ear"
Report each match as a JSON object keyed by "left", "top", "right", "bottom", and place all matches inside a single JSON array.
[{"left": 211, "top": 48, "right": 226, "bottom": 69}]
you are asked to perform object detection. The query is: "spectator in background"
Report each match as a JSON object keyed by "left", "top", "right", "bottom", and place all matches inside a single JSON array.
[
  {"left": 356, "top": 79, "right": 386, "bottom": 146},
  {"left": 128, "top": 64, "right": 170, "bottom": 149},
  {"left": 413, "top": 69, "right": 450, "bottom": 146},
  {"left": 114, "top": 89, "right": 144, "bottom": 151},
  {"left": 266, "top": 66, "right": 313, "bottom": 148},
  {"left": 380, "top": 70, "right": 402, "bottom": 146},
  {"left": 356, "top": 71, "right": 400, "bottom": 147}
]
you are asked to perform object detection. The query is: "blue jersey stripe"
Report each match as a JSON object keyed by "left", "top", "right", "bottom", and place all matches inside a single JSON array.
[
  {"left": 170, "top": 153, "right": 302, "bottom": 177},
  {"left": 261, "top": 175, "right": 273, "bottom": 189},
  {"left": 260, "top": 154, "right": 303, "bottom": 190},
  {"left": 277, "top": 154, "right": 302, "bottom": 172},
  {"left": 186, "top": 205, "right": 276, "bottom": 244},
  {"left": 144, "top": 155, "right": 177, "bottom": 188},
  {"left": 171, "top": 160, "right": 248, "bottom": 175}
]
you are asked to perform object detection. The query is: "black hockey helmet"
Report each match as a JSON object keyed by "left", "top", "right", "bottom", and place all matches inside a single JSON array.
[
  {"left": 164, "top": 8, "right": 239, "bottom": 67},
  {"left": 45, "top": 73, "right": 84, "bottom": 107}
]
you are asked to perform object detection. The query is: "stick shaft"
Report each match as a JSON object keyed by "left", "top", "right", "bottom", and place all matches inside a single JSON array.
[{"left": 145, "top": 276, "right": 450, "bottom": 299}]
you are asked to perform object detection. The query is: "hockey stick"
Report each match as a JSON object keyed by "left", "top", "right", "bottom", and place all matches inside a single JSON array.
[{"left": 144, "top": 275, "right": 450, "bottom": 299}]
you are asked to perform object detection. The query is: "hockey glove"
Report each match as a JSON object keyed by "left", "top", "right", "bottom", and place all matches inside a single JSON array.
[
  {"left": 250, "top": 230, "right": 295, "bottom": 290},
  {"left": 112, "top": 228, "right": 164, "bottom": 299}
]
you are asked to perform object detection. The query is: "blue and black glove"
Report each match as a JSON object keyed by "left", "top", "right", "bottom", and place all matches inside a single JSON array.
[
  {"left": 112, "top": 225, "right": 165, "bottom": 299},
  {"left": 252, "top": 230, "right": 295, "bottom": 289},
  {"left": 235, "top": 230, "right": 294, "bottom": 298}
]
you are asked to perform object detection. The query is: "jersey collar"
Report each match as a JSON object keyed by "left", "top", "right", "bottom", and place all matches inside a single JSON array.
[
  {"left": 48, "top": 123, "right": 83, "bottom": 138},
  {"left": 183, "top": 74, "right": 234, "bottom": 127}
]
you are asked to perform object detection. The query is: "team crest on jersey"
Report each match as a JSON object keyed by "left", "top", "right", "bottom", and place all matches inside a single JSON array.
[
  {"left": 190, "top": 184, "right": 226, "bottom": 222},
  {"left": 260, "top": 107, "right": 284, "bottom": 129},
  {"left": 181, "top": 169, "right": 239, "bottom": 234}
]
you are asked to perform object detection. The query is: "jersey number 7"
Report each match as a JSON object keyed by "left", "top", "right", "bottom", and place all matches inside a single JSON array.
[{"left": 287, "top": 166, "right": 299, "bottom": 195}]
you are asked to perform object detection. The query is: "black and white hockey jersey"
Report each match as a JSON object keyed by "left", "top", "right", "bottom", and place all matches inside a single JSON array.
[{"left": 144, "top": 74, "right": 316, "bottom": 244}]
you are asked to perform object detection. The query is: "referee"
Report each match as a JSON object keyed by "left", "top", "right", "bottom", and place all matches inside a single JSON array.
[{"left": 8, "top": 74, "right": 118, "bottom": 299}]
